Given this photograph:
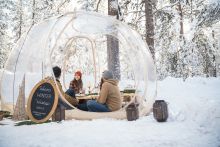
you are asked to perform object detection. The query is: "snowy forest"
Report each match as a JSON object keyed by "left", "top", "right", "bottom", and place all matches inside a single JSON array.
[
  {"left": 0, "top": 0, "right": 220, "bottom": 80},
  {"left": 0, "top": 1, "right": 220, "bottom": 147}
]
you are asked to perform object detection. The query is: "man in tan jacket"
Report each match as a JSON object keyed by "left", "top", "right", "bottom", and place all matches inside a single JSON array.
[{"left": 86, "top": 70, "right": 122, "bottom": 112}]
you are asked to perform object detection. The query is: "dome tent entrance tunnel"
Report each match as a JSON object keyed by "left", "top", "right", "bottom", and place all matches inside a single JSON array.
[{"left": 0, "top": 11, "right": 157, "bottom": 120}]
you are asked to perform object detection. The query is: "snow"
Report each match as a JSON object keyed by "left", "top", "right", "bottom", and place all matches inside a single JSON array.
[{"left": 0, "top": 77, "right": 220, "bottom": 147}]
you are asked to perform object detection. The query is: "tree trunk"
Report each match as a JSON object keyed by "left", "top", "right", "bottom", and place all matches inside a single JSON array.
[
  {"left": 18, "top": 0, "right": 22, "bottom": 39},
  {"left": 178, "top": 2, "right": 184, "bottom": 39},
  {"left": 213, "top": 55, "right": 216, "bottom": 77},
  {"left": 204, "top": 46, "right": 209, "bottom": 77},
  {"left": 32, "top": 0, "right": 35, "bottom": 25},
  {"left": 145, "top": 0, "right": 155, "bottom": 60},
  {"left": 212, "top": 30, "right": 217, "bottom": 77},
  {"left": 107, "top": 0, "right": 121, "bottom": 80}
]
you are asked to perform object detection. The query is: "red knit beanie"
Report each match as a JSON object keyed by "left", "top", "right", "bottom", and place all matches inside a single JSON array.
[{"left": 75, "top": 71, "right": 82, "bottom": 78}]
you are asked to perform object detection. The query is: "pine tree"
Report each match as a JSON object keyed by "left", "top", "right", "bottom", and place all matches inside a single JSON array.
[
  {"left": 154, "top": 0, "right": 220, "bottom": 79},
  {"left": 0, "top": 0, "right": 13, "bottom": 68}
]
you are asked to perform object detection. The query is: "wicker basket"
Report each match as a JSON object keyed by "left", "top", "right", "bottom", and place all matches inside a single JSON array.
[
  {"left": 126, "top": 103, "right": 139, "bottom": 121},
  {"left": 153, "top": 100, "right": 168, "bottom": 122}
]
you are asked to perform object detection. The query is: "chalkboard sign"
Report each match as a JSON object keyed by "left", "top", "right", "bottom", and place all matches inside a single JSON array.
[{"left": 27, "top": 78, "right": 58, "bottom": 123}]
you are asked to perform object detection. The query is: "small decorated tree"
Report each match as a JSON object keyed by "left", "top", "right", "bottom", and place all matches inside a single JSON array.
[{"left": 12, "top": 75, "right": 28, "bottom": 121}]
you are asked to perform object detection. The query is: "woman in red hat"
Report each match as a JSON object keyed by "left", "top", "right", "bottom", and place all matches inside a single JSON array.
[{"left": 69, "top": 71, "right": 83, "bottom": 94}]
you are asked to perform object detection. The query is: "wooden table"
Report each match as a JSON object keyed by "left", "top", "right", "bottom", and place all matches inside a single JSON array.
[
  {"left": 76, "top": 93, "right": 135, "bottom": 102},
  {"left": 76, "top": 94, "right": 98, "bottom": 100}
]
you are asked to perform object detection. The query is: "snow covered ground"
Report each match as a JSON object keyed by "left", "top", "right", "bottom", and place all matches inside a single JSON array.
[{"left": 0, "top": 77, "right": 220, "bottom": 147}]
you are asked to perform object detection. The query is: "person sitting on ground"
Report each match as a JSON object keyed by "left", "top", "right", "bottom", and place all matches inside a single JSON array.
[
  {"left": 52, "top": 66, "right": 78, "bottom": 108},
  {"left": 80, "top": 70, "right": 122, "bottom": 112},
  {"left": 69, "top": 71, "right": 83, "bottom": 94}
]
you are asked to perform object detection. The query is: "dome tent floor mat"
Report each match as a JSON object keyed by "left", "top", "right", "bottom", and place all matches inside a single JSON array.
[
  {"left": 65, "top": 105, "right": 151, "bottom": 120},
  {"left": 65, "top": 109, "right": 127, "bottom": 120}
]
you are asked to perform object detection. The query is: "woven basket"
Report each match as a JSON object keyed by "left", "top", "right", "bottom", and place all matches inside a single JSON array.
[{"left": 153, "top": 100, "right": 168, "bottom": 122}]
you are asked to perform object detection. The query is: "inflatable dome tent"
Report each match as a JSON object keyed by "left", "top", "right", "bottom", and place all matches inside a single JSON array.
[{"left": 0, "top": 11, "right": 156, "bottom": 120}]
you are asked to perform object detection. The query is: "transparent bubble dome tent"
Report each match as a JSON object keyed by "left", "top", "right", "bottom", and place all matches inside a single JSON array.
[{"left": 0, "top": 11, "right": 156, "bottom": 120}]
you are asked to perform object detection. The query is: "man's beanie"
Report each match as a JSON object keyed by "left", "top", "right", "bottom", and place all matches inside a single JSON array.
[
  {"left": 53, "top": 66, "right": 61, "bottom": 78},
  {"left": 102, "top": 70, "right": 113, "bottom": 80}
]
